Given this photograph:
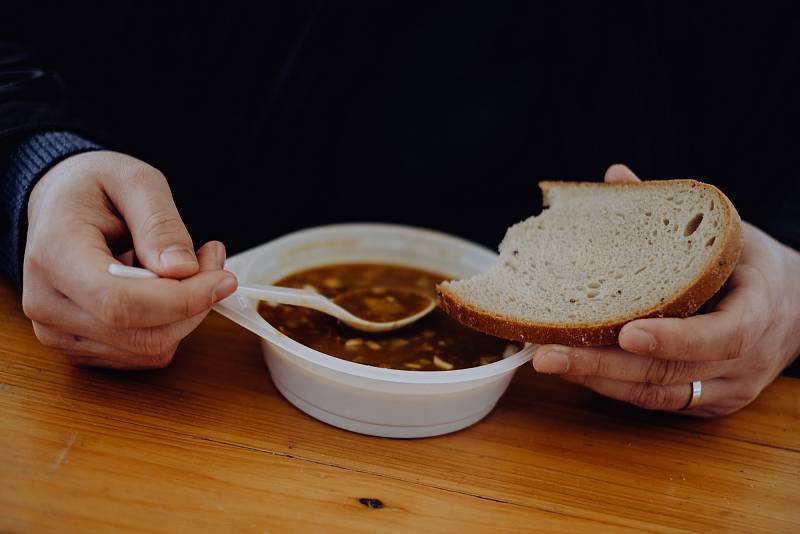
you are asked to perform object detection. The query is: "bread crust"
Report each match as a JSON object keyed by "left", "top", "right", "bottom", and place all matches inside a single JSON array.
[{"left": 437, "top": 180, "right": 744, "bottom": 346}]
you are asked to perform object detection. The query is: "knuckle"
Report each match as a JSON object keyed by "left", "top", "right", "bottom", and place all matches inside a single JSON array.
[
  {"left": 130, "top": 328, "right": 169, "bottom": 357},
  {"left": 749, "top": 353, "right": 771, "bottom": 373},
  {"left": 725, "top": 321, "right": 747, "bottom": 361},
  {"left": 630, "top": 384, "right": 672, "bottom": 411},
  {"left": 183, "top": 294, "right": 195, "bottom": 321},
  {"left": 676, "top": 325, "right": 695, "bottom": 360},
  {"left": 587, "top": 350, "right": 609, "bottom": 377},
  {"left": 24, "top": 245, "right": 49, "bottom": 273},
  {"left": 644, "top": 359, "right": 690, "bottom": 385},
  {"left": 31, "top": 323, "right": 56, "bottom": 347},
  {"left": 733, "top": 383, "right": 761, "bottom": 406},
  {"left": 148, "top": 346, "right": 177, "bottom": 369},
  {"left": 98, "top": 287, "right": 132, "bottom": 328},
  {"left": 183, "top": 291, "right": 211, "bottom": 319},
  {"left": 125, "top": 160, "right": 165, "bottom": 185},
  {"left": 22, "top": 291, "right": 48, "bottom": 323},
  {"left": 140, "top": 209, "right": 185, "bottom": 242},
  {"left": 31, "top": 323, "right": 68, "bottom": 352}
]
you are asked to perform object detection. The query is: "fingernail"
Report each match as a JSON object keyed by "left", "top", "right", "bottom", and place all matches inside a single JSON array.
[
  {"left": 160, "top": 246, "right": 196, "bottom": 268},
  {"left": 532, "top": 348, "right": 569, "bottom": 374},
  {"left": 212, "top": 276, "right": 237, "bottom": 303},
  {"left": 620, "top": 327, "right": 657, "bottom": 354}
]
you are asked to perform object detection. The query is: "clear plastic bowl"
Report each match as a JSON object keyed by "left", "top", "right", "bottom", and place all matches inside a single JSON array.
[{"left": 213, "top": 224, "right": 534, "bottom": 438}]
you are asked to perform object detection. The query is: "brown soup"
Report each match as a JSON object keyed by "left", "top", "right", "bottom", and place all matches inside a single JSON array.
[
  {"left": 257, "top": 263, "right": 521, "bottom": 371},
  {"left": 332, "top": 287, "right": 432, "bottom": 323}
]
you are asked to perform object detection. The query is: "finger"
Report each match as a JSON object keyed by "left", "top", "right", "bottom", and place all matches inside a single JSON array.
[
  {"left": 198, "top": 240, "right": 226, "bottom": 271},
  {"left": 562, "top": 374, "right": 726, "bottom": 412},
  {"left": 532, "top": 344, "right": 733, "bottom": 385},
  {"left": 618, "top": 313, "right": 738, "bottom": 362},
  {"left": 604, "top": 164, "right": 641, "bottom": 184},
  {"left": 48, "top": 225, "right": 236, "bottom": 328},
  {"left": 29, "top": 289, "right": 202, "bottom": 358},
  {"left": 32, "top": 322, "right": 176, "bottom": 370},
  {"left": 31, "top": 241, "right": 227, "bottom": 352},
  {"left": 617, "top": 260, "right": 775, "bottom": 362},
  {"left": 101, "top": 160, "right": 198, "bottom": 278}
]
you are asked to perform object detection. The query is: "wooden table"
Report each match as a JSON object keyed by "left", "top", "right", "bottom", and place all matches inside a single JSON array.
[{"left": 1, "top": 281, "right": 798, "bottom": 533}]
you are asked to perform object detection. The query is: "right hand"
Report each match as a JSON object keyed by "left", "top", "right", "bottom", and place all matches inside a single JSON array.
[{"left": 22, "top": 151, "right": 237, "bottom": 369}]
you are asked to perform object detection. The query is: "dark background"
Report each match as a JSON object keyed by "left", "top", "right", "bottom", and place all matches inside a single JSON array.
[{"left": 4, "top": 1, "right": 799, "bottom": 253}]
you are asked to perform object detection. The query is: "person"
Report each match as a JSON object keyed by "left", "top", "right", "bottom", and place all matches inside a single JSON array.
[{"left": 2, "top": 2, "right": 798, "bottom": 416}]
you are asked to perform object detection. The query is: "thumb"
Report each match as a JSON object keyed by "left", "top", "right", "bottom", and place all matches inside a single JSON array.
[
  {"left": 604, "top": 163, "right": 641, "bottom": 184},
  {"left": 103, "top": 159, "right": 199, "bottom": 279}
]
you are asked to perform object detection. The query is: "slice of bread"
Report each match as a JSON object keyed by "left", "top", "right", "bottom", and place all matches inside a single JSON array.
[{"left": 437, "top": 180, "right": 743, "bottom": 346}]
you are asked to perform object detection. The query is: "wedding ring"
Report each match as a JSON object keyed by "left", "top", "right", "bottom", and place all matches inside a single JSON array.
[{"left": 683, "top": 380, "right": 702, "bottom": 410}]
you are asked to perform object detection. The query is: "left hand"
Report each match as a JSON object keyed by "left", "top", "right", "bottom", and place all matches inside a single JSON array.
[{"left": 531, "top": 165, "right": 800, "bottom": 416}]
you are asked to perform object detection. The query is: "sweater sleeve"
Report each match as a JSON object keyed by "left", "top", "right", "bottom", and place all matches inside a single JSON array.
[
  {"left": 1, "top": 39, "right": 110, "bottom": 289},
  {"left": 0, "top": 131, "right": 103, "bottom": 290}
]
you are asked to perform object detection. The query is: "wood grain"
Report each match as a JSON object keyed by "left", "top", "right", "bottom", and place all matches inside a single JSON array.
[{"left": 1, "top": 281, "right": 798, "bottom": 533}]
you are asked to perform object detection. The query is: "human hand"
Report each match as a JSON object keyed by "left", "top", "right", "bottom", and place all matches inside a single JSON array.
[
  {"left": 531, "top": 164, "right": 800, "bottom": 416},
  {"left": 22, "top": 151, "right": 237, "bottom": 369}
]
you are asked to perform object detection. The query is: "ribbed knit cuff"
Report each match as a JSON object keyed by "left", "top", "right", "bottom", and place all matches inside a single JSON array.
[{"left": 0, "top": 131, "right": 104, "bottom": 290}]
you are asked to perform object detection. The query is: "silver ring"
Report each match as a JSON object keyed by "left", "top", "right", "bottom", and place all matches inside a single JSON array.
[{"left": 684, "top": 380, "right": 702, "bottom": 410}]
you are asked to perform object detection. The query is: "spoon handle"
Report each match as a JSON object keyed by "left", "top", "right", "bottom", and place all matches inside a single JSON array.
[
  {"left": 107, "top": 263, "right": 329, "bottom": 308},
  {"left": 234, "top": 283, "right": 327, "bottom": 308}
]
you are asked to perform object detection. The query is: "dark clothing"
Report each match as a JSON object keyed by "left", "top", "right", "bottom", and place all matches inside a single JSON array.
[{"left": 2, "top": 2, "right": 800, "bottom": 288}]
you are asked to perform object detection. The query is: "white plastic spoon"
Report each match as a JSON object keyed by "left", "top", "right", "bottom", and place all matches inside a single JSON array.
[{"left": 107, "top": 263, "right": 436, "bottom": 333}]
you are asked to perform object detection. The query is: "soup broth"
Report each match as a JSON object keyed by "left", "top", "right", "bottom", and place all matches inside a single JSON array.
[{"left": 257, "top": 263, "right": 521, "bottom": 371}]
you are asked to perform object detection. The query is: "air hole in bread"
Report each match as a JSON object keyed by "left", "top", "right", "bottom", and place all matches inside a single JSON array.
[
  {"left": 709, "top": 199, "right": 715, "bottom": 211},
  {"left": 634, "top": 266, "right": 647, "bottom": 275},
  {"left": 662, "top": 218, "right": 670, "bottom": 226},
  {"left": 587, "top": 282, "right": 600, "bottom": 289},
  {"left": 705, "top": 236, "right": 716, "bottom": 247},
  {"left": 586, "top": 290, "right": 599, "bottom": 298},
  {"left": 684, "top": 213, "right": 704, "bottom": 236}
]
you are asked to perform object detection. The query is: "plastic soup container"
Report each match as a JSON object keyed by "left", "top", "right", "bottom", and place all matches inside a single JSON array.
[{"left": 213, "top": 224, "right": 534, "bottom": 438}]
